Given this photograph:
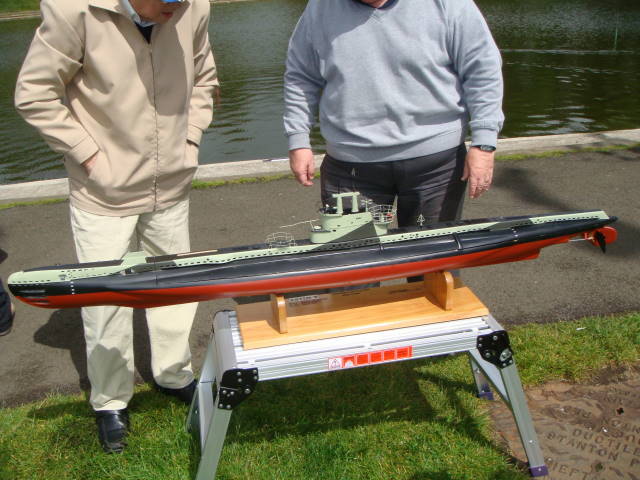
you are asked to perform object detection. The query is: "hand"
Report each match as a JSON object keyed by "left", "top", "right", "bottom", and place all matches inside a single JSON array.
[
  {"left": 82, "top": 152, "right": 99, "bottom": 175},
  {"left": 462, "top": 147, "right": 495, "bottom": 199},
  {"left": 289, "top": 148, "right": 315, "bottom": 186},
  {"left": 213, "top": 86, "right": 221, "bottom": 108}
]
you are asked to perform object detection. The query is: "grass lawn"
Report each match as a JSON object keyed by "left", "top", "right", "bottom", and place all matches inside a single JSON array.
[
  {"left": 0, "top": 1, "right": 40, "bottom": 13},
  {"left": 1, "top": 313, "right": 638, "bottom": 479}
]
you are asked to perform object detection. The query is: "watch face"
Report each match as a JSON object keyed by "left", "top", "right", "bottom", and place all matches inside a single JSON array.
[{"left": 478, "top": 145, "right": 496, "bottom": 152}]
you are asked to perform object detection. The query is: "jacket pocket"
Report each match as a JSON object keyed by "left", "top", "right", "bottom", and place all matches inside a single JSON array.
[
  {"left": 184, "top": 141, "right": 199, "bottom": 170},
  {"left": 86, "top": 151, "right": 116, "bottom": 200}
]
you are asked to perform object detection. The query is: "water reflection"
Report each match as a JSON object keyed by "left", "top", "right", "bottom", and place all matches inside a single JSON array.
[
  {"left": 0, "top": 0, "right": 638, "bottom": 184},
  {"left": 503, "top": 48, "right": 639, "bottom": 136}
]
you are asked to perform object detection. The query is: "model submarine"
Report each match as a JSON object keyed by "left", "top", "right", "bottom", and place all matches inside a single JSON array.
[{"left": 8, "top": 192, "right": 617, "bottom": 309}]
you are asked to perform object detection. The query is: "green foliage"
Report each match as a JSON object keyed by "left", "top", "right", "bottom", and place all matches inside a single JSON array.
[
  {"left": 0, "top": 313, "right": 637, "bottom": 479},
  {"left": 0, "top": 198, "right": 66, "bottom": 210},
  {"left": 191, "top": 173, "right": 295, "bottom": 190},
  {"left": 496, "top": 143, "right": 640, "bottom": 162},
  {"left": 509, "top": 313, "right": 640, "bottom": 385},
  {"left": 0, "top": 1, "right": 40, "bottom": 14}
]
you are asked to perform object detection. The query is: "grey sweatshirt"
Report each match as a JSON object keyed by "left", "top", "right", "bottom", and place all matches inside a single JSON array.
[{"left": 283, "top": 0, "right": 504, "bottom": 163}]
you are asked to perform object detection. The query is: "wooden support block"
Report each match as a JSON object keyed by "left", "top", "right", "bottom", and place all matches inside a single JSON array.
[
  {"left": 237, "top": 281, "right": 489, "bottom": 349},
  {"left": 270, "top": 293, "right": 288, "bottom": 333},
  {"left": 424, "top": 271, "right": 454, "bottom": 310}
]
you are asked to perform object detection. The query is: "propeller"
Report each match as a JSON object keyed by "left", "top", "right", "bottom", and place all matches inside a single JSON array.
[{"left": 594, "top": 230, "right": 607, "bottom": 253}]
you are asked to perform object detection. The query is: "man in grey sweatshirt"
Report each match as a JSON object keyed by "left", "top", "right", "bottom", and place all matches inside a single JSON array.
[{"left": 283, "top": 0, "right": 503, "bottom": 227}]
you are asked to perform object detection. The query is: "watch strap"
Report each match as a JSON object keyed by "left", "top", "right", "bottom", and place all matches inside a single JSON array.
[{"left": 472, "top": 144, "right": 497, "bottom": 152}]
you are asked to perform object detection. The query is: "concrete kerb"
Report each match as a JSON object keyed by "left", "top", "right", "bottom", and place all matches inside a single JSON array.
[
  {"left": 1, "top": 128, "right": 639, "bottom": 204},
  {"left": 0, "top": 10, "right": 39, "bottom": 21},
  {"left": 495, "top": 129, "right": 640, "bottom": 155}
]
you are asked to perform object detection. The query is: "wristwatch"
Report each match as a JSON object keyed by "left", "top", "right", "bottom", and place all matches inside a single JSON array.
[{"left": 471, "top": 144, "right": 496, "bottom": 152}]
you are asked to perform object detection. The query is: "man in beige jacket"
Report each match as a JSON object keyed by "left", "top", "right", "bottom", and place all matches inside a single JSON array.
[{"left": 15, "top": 0, "right": 218, "bottom": 453}]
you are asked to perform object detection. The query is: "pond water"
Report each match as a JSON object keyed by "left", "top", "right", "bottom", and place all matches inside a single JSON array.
[{"left": 0, "top": 0, "right": 638, "bottom": 184}]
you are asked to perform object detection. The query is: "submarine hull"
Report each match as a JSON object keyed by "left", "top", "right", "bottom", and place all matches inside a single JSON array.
[{"left": 8, "top": 215, "right": 617, "bottom": 309}]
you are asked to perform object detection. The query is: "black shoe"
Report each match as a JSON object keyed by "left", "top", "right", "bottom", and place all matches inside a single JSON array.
[
  {"left": 0, "top": 303, "right": 14, "bottom": 336},
  {"left": 95, "top": 409, "right": 129, "bottom": 454},
  {"left": 155, "top": 379, "right": 197, "bottom": 404}
]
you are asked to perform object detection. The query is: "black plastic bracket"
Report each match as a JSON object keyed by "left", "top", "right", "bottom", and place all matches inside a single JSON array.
[
  {"left": 217, "top": 368, "right": 259, "bottom": 410},
  {"left": 477, "top": 330, "right": 514, "bottom": 369}
]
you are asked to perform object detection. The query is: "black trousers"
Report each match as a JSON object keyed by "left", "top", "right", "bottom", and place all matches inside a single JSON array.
[
  {"left": 0, "top": 279, "right": 12, "bottom": 332},
  {"left": 320, "top": 144, "right": 467, "bottom": 227}
]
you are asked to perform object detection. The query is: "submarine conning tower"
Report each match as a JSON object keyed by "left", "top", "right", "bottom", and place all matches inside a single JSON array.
[{"left": 309, "top": 192, "right": 396, "bottom": 244}]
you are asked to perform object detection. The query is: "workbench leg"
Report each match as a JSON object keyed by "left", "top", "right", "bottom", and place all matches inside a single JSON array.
[
  {"left": 468, "top": 354, "right": 494, "bottom": 400},
  {"left": 468, "top": 350, "right": 548, "bottom": 477},
  {"left": 187, "top": 331, "right": 219, "bottom": 443},
  {"left": 194, "top": 403, "right": 232, "bottom": 480},
  {"left": 187, "top": 331, "right": 234, "bottom": 480}
]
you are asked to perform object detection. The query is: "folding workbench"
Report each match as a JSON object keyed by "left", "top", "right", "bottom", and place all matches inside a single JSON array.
[{"left": 186, "top": 276, "right": 548, "bottom": 479}]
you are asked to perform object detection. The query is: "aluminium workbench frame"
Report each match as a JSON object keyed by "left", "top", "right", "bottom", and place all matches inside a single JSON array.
[{"left": 186, "top": 309, "right": 548, "bottom": 479}]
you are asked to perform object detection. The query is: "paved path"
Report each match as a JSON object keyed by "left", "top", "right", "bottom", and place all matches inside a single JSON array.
[{"left": 1, "top": 146, "right": 639, "bottom": 407}]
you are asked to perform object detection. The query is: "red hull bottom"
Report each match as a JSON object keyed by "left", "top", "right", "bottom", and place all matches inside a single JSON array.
[{"left": 16, "top": 235, "right": 586, "bottom": 310}]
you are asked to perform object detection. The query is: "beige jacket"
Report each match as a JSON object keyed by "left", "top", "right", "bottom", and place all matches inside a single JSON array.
[{"left": 15, "top": 0, "right": 218, "bottom": 215}]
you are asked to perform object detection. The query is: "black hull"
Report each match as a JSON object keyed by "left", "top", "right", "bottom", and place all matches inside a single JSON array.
[{"left": 9, "top": 214, "right": 616, "bottom": 307}]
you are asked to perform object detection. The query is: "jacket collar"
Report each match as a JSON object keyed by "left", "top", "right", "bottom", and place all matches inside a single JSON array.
[
  {"left": 87, "top": 0, "right": 191, "bottom": 17},
  {"left": 88, "top": 0, "right": 191, "bottom": 12},
  {"left": 88, "top": 0, "right": 124, "bottom": 15}
]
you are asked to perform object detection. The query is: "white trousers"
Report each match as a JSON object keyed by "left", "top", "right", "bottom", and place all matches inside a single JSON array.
[{"left": 70, "top": 199, "right": 198, "bottom": 411}]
